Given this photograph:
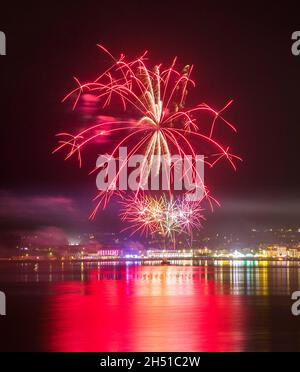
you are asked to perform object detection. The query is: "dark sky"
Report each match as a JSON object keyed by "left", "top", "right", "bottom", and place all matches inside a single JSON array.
[{"left": 0, "top": 1, "right": 300, "bottom": 237}]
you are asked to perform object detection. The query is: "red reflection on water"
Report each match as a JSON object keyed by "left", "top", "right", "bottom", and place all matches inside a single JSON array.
[{"left": 46, "top": 265, "right": 247, "bottom": 351}]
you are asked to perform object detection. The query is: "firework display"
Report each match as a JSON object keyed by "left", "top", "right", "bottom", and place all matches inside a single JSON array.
[
  {"left": 120, "top": 195, "right": 204, "bottom": 238},
  {"left": 54, "top": 45, "right": 240, "bottom": 236}
]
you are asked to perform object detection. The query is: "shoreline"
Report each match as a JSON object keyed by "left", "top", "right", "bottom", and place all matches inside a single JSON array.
[{"left": 1, "top": 257, "right": 300, "bottom": 263}]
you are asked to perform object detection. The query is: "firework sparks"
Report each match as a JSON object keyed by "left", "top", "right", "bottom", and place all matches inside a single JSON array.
[
  {"left": 54, "top": 45, "right": 241, "bottom": 219},
  {"left": 120, "top": 194, "right": 204, "bottom": 238}
]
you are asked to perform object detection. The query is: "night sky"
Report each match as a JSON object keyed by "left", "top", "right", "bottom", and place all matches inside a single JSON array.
[{"left": 0, "top": 1, "right": 300, "bottom": 243}]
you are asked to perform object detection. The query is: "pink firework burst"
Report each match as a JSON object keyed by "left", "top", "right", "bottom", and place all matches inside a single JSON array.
[{"left": 53, "top": 45, "right": 241, "bottom": 219}]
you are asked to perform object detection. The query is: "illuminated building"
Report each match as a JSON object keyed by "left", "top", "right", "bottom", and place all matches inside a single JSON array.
[
  {"left": 97, "top": 249, "right": 123, "bottom": 259},
  {"left": 267, "top": 245, "right": 287, "bottom": 258},
  {"left": 194, "top": 247, "right": 212, "bottom": 256},
  {"left": 287, "top": 248, "right": 300, "bottom": 258},
  {"left": 146, "top": 249, "right": 193, "bottom": 259}
]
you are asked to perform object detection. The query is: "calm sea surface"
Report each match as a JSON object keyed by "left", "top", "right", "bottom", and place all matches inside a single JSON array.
[{"left": 1, "top": 260, "right": 300, "bottom": 351}]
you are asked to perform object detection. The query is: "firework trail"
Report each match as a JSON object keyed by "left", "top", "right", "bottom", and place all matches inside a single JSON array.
[{"left": 54, "top": 44, "right": 241, "bottom": 225}]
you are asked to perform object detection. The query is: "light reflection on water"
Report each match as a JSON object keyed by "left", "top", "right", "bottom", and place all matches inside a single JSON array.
[{"left": 1, "top": 261, "right": 300, "bottom": 351}]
